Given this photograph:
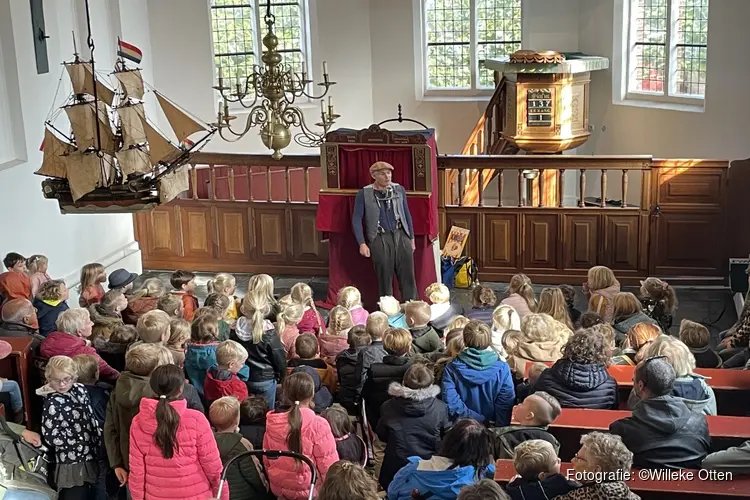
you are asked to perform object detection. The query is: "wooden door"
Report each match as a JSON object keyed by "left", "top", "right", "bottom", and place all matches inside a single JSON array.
[{"left": 650, "top": 162, "right": 728, "bottom": 282}]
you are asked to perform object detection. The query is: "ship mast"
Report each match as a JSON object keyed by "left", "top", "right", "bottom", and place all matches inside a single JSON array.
[{"left": 84, "top": 0, "right": 102, "bottom": 153}]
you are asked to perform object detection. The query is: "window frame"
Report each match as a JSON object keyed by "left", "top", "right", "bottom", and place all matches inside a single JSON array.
[
  {"left": 208, "top": 0, "right": 314, "bottom": 110},
  {"left": 413, "top": 0, "right": 524, "bottom": 101},
  {"left": 616, "top": 0, "right": 708, "bottom": 111}
]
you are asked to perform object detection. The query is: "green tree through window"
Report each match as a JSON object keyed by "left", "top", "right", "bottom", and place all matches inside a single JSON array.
[
  {"left": 628, "top": 0, "right": 709, "bottom": 98},
  {"left": 423, "top": 0, "right": 522, "bottom": 91},
  {"left": 210, "top": 0, "right": 309, "bottom": 95}
]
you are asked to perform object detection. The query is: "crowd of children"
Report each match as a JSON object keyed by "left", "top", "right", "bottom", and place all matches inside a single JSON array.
[{"left": 2, "top": 252, "right": 750, "bottom": 499}]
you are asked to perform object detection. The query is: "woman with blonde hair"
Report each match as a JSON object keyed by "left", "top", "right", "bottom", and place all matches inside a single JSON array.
[
  {"left": 319, "top": 306, "right": 352, "bottom": 362},
  {"left": 611, "top": 292, "right": 658, "bottom": 344},
  {"left": 584, "top": 266, "right": 620, "bottom": 322},
  {"left": 627, "top": 335, "right": 717, "bottom": 415},
  {"left": 536, "top": 287, "right": 573, "bottom": 330},
  {"left": 611, "top": 322, "right": 661, "bottom": 366},
  {"left": 500, "top": 274, "right": 536, "bottom": 318},
  {"left": 504, "top": 313, "right": 571, "bottom": 377},
  {"left": 123, "top": 277, "right": 166, "bottom": 325}
]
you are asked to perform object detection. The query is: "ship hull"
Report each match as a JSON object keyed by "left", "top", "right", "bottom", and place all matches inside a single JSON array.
[{"left": 41, "top": 178, "right": 162, "bottom": 214}]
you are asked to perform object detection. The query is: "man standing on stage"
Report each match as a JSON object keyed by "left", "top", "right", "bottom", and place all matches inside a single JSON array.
[{"left": 352, "top": 161, "right": 417, "bottom": 300}]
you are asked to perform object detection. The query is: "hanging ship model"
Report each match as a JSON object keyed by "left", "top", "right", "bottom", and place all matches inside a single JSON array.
[{"left": 36, "top": 32, "right": 215, "bottom": 214}]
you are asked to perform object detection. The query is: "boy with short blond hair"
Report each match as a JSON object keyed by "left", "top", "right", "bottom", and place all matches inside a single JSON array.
[
  {"left": 356, "top": 312, "right": 389, "bottom": 394},
  {"left": 204, "top": 340, "right": 249, "bottom": 403},
  {"left": 506, "top": 439, "right": 578, "bottom": 500},
  {"left": 404, "top": 300, "right": 441, "bottom": 354},
  {"left": 492, "top": 391, "right": 561, "bottom": 459},
  {"left": 157, "top": 293, "right": 183, "bottom": 319},
  {"left": 135, "top": 309, "right": 171, "bottom": 344}
]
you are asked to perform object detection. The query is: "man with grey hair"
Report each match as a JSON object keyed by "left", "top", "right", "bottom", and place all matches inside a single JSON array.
[
  {"left": 0, "top": 299, "right": 42, "bottom": 349},
  {"left": 352, "top": 161, "right": 417, "bottom": 301},
  {"left": 610, "top": 356, "right": 710, "bottom": 469}
]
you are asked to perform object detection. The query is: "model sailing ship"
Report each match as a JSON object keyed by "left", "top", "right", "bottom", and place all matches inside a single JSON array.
[{"left": 36, "top": 34, "right": 215, "bottom": 214}]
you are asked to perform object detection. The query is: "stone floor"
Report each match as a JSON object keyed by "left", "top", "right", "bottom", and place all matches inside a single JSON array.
[{"left": 139, "top": 270, "right": 737, "bottom": 343}]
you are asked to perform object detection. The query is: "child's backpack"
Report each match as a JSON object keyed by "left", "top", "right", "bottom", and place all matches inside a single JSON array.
[{"left": 441, "top": 256, "right": 478, "bottom": 289}]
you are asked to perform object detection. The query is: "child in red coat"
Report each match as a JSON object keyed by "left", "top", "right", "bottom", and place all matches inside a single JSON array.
[
  {"left": 128, "top": 364, "right": 227, "bottom": 500},
  {"left": 204, "top": 340, "right": 249, "bottom": 404}
]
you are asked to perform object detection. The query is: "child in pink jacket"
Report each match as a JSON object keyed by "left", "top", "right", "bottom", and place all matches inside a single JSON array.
[
  {"left": 128, "top": 364, "right": 228, "bottom": 500},
  {"left": 263, "top": 371, "right": 339, "bottom": 499}
]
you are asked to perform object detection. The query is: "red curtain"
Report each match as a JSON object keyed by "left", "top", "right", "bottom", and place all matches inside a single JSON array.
[{"left": 338, "top": 147, "right": 414, "bottom": 189}]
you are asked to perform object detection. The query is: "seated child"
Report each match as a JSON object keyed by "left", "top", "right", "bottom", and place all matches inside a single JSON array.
[
  {"left": 291, "top": 282, "right": 325, "bottom": 335},
  {"left": 0, "top": 340, "right": 24, "bottom": 423},
  {"left": 239, "top": 396, "right": 268, "bottom": 449},
  {"left": 107, "top": 268, "right": 138, "bottom": 293},
  {"left": 197, "top": 301, "right": 232, "bottom": 340},
  {"left": 640, "top": 277, "right": 677, "bottom": 333},
  {"left": 467, "top": 286, "right": 497, "bottom": 325},
  {"left": 559, "top": 284, "right": 582, "bottom": 328},
  {"left": 362, "top": 328, "right": 414, "bottom": 427},
  {"left": 491, "top": 305, "right": 521, "bottom": 361},
  {"left": 89, "top": 289, "right": 127, "bottom": 339},
  {"left": 447, "top": 315, "right": 471, "bottom": 331},
  {"left": 292, "top": 365, "right": 333, "bottom": 413},
  {"left": 94, "top": 324, "right": 136, "bottom": 373},
  {"left": 425, "top": 283, "right": 466, "bottom": 336},
  {"left": 33, "top": 279, "right": 70, "bottom": 337},
  {"left": 166, "top": 318, "right": 190, "bottom": 367},
  {"left": 186, "top": 314, "right": 249, "bottom": 397},
  {"left": 209, "top": 397, "right": 274, "bottom": 500},
  {"left": 584, "top": 265, "right": 620, "bottom": 323},
  {"left": 513, "top": 361, "right": 548, "bottom": 403},
  {"left": 379, "top": 295, "right": 407, "bottom": 329},
  {"left": 500, "top": 274, "right": 536, "bottom": 318},
  {"left": 376, "top": 363, "right": 451, "bottom": 490},
  {"left": 432, "top": 328, "right": 466, "bottom": 385},
  {"left": 277, "top": 303, "right": 305, "bottom": 360},
  {"left": 442, "top": 320, "right": 515, "bottom": 425},
  {"left": 404, "top": 301, "right": 441, "bottom": 355},
  {"left": 355, "top": 312, "right": 389, "bottom": 394},
  {"left": 73, "top": 354, "right": 111, "bottom": 426},
  {"left": 680, "top": 319, "right": 721, "bottom": 369},
  {"left": 322, "top": 405, "right": 366, "bottom": 466},
  {"left": 157, "top": 293, "right": 183, "bottom": 319},
  {"left": 206, "top": 273, "right": 241, "bottom": 322},
  {"left": 204, "top": 340, "right": 250, "bottom": 403},
  {"left": 247, "top": 273, "right": 281, "bottom": 322},
  {"left": 579, "top": 311, "right": 604, "bottom": 329},
  {"left": 78, "top": 263, "right": 107, "bottom": 307},
  {"left": 335, "top": 326, "right": 371, "bottom": 414},
  {"left": 338, "top": 286, "right": 369, "bottom": 326},
  {"left": 506, "top": 439, "right": 578, "bottom": 500},
  {"left": 457, "top": 480, "right": 509, "bottom": 500},
  {"left": 170, "top": 270, "right": 199, "bottom": 321},
  {"left": 0, "top": 252, "right": 31, "bottom": 306},
  {"left": 26, "top": 254, "right": 51, "bottom": 298},
  {"left": 134, "top": 309, "right": 172, "bottom": 346},
  {"left": 491, "top": 391, "right": 561, "bottom": 459},
  {"left": 320, "top": 306, "right": 353, "bottom": 363},
  {"left": 122, "top": 278, "right": 165, "bottom": 325},
  {"left": 317, "top": 460, "right": 379, "bottom": 500}
]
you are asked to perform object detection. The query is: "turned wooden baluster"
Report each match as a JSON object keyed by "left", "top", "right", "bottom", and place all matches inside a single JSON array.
[
  {"left": 247, "top": 165, "right": 253, "bottom": 202},
  {"left": 497, "top": 170, "right": 504, "bottom": 207},
  {"left": 478, "top": 170, "right": 484, "bottom": 207},
  {"left": 285, "top": 166, "right": 291, "bottom": 203},
  {"left": 538, "top": 169, "right": 544, "bottom": 208},
  {"left": 518, "top": 170, "right": 524, "bottom": 207},
  {"left": 578, "top": 170, "right": 586, "bottom": 207},
  {"left": 622, "top": 170, "right": 629, "bottom": 208},
  {"left": 209, "top": 164, "right": 216, "bottom": 201},
  {"left": 558, "top": 169, "right": 565, "bottom": 207},
  {"left": 266, "top": 166, "right": 272, "bottom": 202},
  {"left": 600, "top": 169, "right": 607, "bottom": 208},
  {"left": 190, "top": 164, "right": 197, "bottom": 199},
  {"left": 228, "top": 167, "right": 236, "bottom": 202},
  {"left": 458, "top": 170, "right": 465, "bottom": 207},
  {"left": 304, "top": 167, "right": 310, "bottom": 204}
]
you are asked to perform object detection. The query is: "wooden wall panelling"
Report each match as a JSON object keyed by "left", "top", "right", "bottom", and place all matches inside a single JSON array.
[
  {"left": 179, "top": 205, "right": 214, "bottom": 260},
  {"left": 603, "top": 214, "right": 640, "bottom": 272},
  {"left": 657, "top": 168, "right": 724, "bottom": 207},
  {"left": 216, "top": 205, "right": 250, "bottom": 262},
  {"left": 443, "top": 209, "right": 479, "bottom": 260},
  {"left": 291, "top": 207, "right": 329, "bottom": 263},
  {"left": 136, "top": 206, "right": 183, "bottom": 260},
  {"left": 522, "top": 213, "right": 558, "bottom": 270},
  {"left": 652, "top": 212, "right": 724, "bottom": 276},
  {"left": 252, "top": 207, "right": 288, "bottom": 263},
  {"left": 562, "top": 213, "right": 599, "bottom": 271},
  {"left": 482, "top": 212, "right": 518, "bottom": 270}
]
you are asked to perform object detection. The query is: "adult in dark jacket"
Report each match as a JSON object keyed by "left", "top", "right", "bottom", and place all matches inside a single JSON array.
[
  {"left": 362, "top": 328, "right": 413, "bottom": 427},
  {"left": 0, "top": 299, "right": 43, "bottom": 349},
  {"left": 610, "top": 356, "right": 710, "bottom": 469},
  {"left": 335, "top": 327, "right": 371, "bottom": 414},
  {"left": 232, "top": 297, "right": 287, "bottom": 409},
  {"left": 376, "top": 364, "right": 451, "bottom": 490},
  {"left": 535, "top": 329, "right": 618, "bottom": 409}
]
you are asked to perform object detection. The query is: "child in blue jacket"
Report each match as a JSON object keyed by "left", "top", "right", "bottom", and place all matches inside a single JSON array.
[{"left": 442, "top": 320, "right": 515, "bottom": 425}]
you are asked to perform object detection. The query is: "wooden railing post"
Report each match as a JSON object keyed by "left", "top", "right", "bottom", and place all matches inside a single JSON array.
[
  {"left": 285, "top": 166, "right": 291, "bottom": 203},
  {"left": 600, "top": 169, "right": 607, "bottom": 208},
  {"left": 558, "top": 169, "right": 565, "bottom": 207},
  {"left": 228, "top": 167, "right": 236, "bottom": 202},
  {"left": 497, "top": 170, "right": 504, "bottom": 207},
  {"left": 247, "top": 165, "right": 253, "bottom": 202},
  {"left": 622, "top": 170, "right": 629, "bottom": 208},
  {"left": 478, "top": 170, "right": 484, "bottom": 207},
  {"left": 209, "top": 164, "right": 216, "bottom": 201},
  {"left": 518, "top": 171, "right": 524, "bottom": 207},
  {"left": 538, "top": 170, "right": 544, "bottom": 208},
  {"left": 458, "top": 170, "right": 465, "bottom": 207},
  {"left": 304, "top": 166, "right": 310, "bottom": 204},
  {"left": 578, "top": 170, "right": 586, "bottom": 207},
  {"left": 190, "top": 164, "right": 197, "bottom": 199},
  {"left": 266, "top": 167, "right": 272, "bottom": 202}
]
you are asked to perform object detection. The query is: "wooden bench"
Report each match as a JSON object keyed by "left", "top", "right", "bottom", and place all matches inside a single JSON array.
[
  {"left": 523, "top": 362, "right": 750, "bottom": 415},
  {"left": 494, "top": 460, "right": 750, "bottom": 500},
  {"left": 549, "top": 408, "right": 750, "bottom": 461}
]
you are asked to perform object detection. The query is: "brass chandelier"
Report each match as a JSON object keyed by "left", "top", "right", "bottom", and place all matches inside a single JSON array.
[{"left": 213, "top": 3, "right": 339, "bottom": 159}]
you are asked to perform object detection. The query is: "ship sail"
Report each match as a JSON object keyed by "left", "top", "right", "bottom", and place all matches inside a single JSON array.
[
  {"left": 144, "top": 121, "right": 181, "bottom": 164},
  {"left": 65, "top": 151, "right": 104, "bottom": 201},
  {"left": 154, "top": 91, "right": 206, "bottom": 144},
  {"left": 116, "top": 147, "right": 151, "bottom": 176},
  {"left": 65, "top": 101, "right": 117, "bottom": 153},
  {"left": 158, "top": 165, "right": 190, "bottom": 203},
  {"left": 36, "top": 128, "right": 74, "bottom": 179},
  {"left": 115, "top": 69, "right": 145, "bottom": 100},
  {"left": 117, "top": 103, "right": 147, "bottom": 147},
  {"left": 65, "top": 62, "right": 116, "bottom": 106}
]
